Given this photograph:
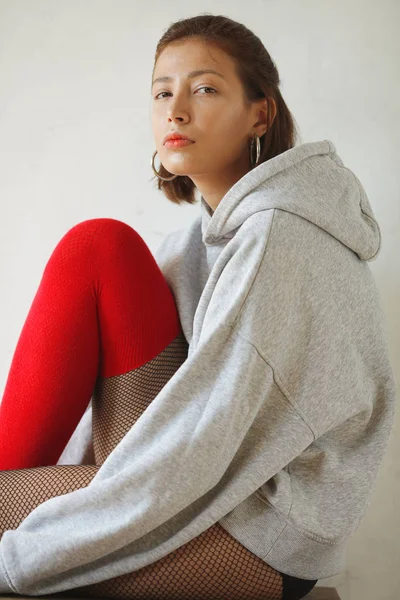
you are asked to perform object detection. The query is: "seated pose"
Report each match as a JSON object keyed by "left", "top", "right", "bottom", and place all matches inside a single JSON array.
[{"left": 0, "top": 13, "right": 396, "bottom": 600}]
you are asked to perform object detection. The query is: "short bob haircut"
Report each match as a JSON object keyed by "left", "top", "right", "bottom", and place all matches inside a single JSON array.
[{"left": 151, "top": 13, "right": 300, "bottom": 205}]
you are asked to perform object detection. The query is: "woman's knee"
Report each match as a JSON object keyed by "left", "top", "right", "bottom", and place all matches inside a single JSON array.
[
  {"left": 52, "top": 218, "right": 148, "bottom": 265},
  {"left": 64, "top": 218, "right": 142, "bottom": 246}
]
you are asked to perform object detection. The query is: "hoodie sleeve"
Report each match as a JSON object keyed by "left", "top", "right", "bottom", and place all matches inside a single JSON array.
[
  {"left": 0, "top": 316, "right": 315, "bottom": 595},
  {"left": 56, "top": 398, "right": 94, "bottom": 466}
]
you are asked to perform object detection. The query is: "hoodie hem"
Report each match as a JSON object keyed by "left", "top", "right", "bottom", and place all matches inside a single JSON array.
[{"left": 217, "top": 491, "right": 347, "bottom": 580}]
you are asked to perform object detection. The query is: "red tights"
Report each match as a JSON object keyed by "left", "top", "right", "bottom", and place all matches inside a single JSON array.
[{"left": 0, "top": 218, "right": 181, "bottom": 470}]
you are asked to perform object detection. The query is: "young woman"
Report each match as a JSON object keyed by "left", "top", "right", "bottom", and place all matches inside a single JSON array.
[{"left": 0, "top": 13, "right": 395, "bottom": 600}]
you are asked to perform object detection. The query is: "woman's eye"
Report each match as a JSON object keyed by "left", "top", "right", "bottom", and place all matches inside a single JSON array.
[{"left": 154, "top": 86, "right": 217, "bottom": 100}]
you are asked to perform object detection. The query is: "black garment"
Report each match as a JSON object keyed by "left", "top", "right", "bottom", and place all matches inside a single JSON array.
[{"left": 281, "top": 572, "right": 318, "bottom": 600}]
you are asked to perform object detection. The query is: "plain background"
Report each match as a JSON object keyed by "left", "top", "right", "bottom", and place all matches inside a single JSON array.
[{"left": 0, "top": 1, "right": 399, "bottom": 599}]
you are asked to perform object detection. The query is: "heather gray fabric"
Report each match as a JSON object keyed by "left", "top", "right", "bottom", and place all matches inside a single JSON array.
[{"left": 0, "top": 139, "right": 396, "bottom": 595}]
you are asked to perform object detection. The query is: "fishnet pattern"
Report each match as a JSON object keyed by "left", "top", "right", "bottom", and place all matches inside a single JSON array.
[
  {"left": 55, "top": 522, "right": 283, "bottom": 600},
  {"left": 92, "top": 331, "right": 190, "bottom": 465},
  {"left": 0, "top": 464, "right": 98, "bottom": 532},
  {"left": 0, "top": 332, "right": 284, "bottom": 600}
]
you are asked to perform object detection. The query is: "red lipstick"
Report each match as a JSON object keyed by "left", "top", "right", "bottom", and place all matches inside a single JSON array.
[{"left": 163, "top": 131, "right": 195, "bottom": 145}]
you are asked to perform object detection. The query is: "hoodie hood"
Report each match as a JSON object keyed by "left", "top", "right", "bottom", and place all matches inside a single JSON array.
[{"left": 200, "top": 139, "right": 381, "bottom": 261}]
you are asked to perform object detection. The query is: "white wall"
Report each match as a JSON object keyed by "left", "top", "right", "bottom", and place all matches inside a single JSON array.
[{"left": 0, "top": 1, "right": 399, "bottom": 599}]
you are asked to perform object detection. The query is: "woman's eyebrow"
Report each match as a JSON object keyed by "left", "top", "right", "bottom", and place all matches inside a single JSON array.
[{"left": 152, "top": 69, "right": 226, "bottom": 87}]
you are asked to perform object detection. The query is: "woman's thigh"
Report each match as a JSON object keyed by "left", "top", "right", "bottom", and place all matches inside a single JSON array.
[
  {"left": 56, "top": 521, "right": 284, "bottom": 600},
  {"left": 0, "top": 465, "right": 284, "bottom": 600}
]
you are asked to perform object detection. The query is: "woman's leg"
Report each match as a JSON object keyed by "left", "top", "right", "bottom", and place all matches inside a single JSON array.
[
  {"left": 0, "top": 218, "right": 285, "bottom": 600},
  {"left": 0, "top": 218, "right": 182, "bottom": 470},
  {"left": 91, "top": 329, "right": 189, "bottom": 466}
]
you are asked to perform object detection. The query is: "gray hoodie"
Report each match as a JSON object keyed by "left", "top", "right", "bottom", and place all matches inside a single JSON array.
[{"left": 0, "top": 139, "right": 396, "bottom": 595}]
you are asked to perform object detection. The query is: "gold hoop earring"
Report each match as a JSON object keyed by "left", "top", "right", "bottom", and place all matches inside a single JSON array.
[
  {"left": 250, "top": 134, "right": 261, "bottom": 167},
  {"left": 151, "top": 150, "right": 178, "bottom": 181}
]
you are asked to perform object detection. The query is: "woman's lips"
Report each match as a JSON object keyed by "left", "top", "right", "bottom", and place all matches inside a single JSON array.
[{"left": 164, "top": 139, "right": 195, "bottom": 148}]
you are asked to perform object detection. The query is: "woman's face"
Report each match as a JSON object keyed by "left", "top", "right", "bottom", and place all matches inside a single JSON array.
[{"left": 150, "top": 38, "right": 268, "bottom": 191}]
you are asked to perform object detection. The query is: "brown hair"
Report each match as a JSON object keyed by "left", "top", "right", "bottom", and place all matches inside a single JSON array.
[{"left": 151, "top": 13, "right": 301, "bottom": 205}]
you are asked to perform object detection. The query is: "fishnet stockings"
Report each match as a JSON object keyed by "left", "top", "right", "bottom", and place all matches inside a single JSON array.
[
  {"left": 92, "top": 332, "right": 190, "bottom": 466},
  {"left": 0, "top": 331, "right": 285, "bottom": 600}
]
